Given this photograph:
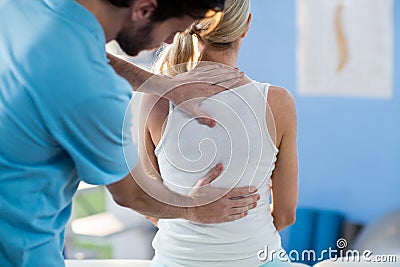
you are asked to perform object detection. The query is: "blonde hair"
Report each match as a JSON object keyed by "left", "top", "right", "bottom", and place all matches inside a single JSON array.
[{"left": 154, "top": 0, "right": 251, "bottom": 76}]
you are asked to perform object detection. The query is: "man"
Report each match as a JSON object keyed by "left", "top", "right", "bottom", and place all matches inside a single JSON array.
[{"left": 0, "top": 0, "right": 259, "bottom": 266}]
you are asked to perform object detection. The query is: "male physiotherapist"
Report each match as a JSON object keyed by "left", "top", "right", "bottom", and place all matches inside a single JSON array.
[{"left": 0, "top": 0, "right": 260, "bottom": 266}]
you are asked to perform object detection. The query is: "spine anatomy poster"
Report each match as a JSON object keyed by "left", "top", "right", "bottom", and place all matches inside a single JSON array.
[{"left": 296, "top": 0, "right": 394, "bottom": 98}]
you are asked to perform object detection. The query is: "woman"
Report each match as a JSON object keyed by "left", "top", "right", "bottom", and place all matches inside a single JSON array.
[{"left": 138, "top": 0, "right": 298, "bottom": 266}]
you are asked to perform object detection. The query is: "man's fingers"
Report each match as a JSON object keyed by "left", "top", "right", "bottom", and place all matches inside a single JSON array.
[
  {"left": 224, "top": 196, "right": 257, "bottom": 222},
  {"left": 208, "top": 71, "right": 244, "bottom": 80},
  {"left": 190, "top": 63, "right": 243, "bottom": 84},
  {"left": 201, "top": 67, "right": 240, "bottom": 76},
  {"left": 229, "top": 203, "right": 257, "bottom": 215},
  {"left": 177, "top": 98, "right": 216, "bottom": 127},
  {"left": 226, "top": 186, "right": 258, "bottom": 199},
  {"left": 194, "top": 62, "right": 236, "bottom": 73},
  {"left": 223, "top": 211, "right": 248, "bottom": 222},
  {"left": 193, "top": 64, "right": 221, "bottom": 72},
  {"left": 198, "top": 117, "right": 216, "bottom": 127},
  {"left": 201, "top": 84, "right": 226, "bottom": 95},
  {"left": 215, "top": 77, "right": 244, "bottom": 90},
  {"left": 194, "top": 108, "right": 216, "bottom": 127},
  {"left": 226, "top": 194, "right": 260, "bottom": 208},
  {"left": 233, "top": 197, "right": 259, "bottom": 209},
  {"left": 205, "top": 72, "right": 244, "bottom": 86},
  {"left": 195, "top": 163, "right": 223, "bottom": 187},
  {"left": 229, "top": 207, "right": 248, "bottom": 215}
]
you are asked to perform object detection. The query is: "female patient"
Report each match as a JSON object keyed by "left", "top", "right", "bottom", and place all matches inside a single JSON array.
[{"left": 138, "top": 0, "right": 298, "bottom": 266}]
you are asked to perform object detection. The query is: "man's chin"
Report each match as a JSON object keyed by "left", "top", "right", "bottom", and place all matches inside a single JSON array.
[
  {"left": 116, "top": 35, "right": 165, "bottom": 56},
  {"left": 115, "top": 42, "right": 140, "bottom": 57},
  {"left": 123, "top": 49, "right": 140, "bottom": 57},
  {"left": 124, "top": 45, "right": 163, "bottom": 57}
]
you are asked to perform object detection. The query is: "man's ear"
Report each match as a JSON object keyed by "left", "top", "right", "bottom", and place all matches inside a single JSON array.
[
  {"left": 130, "top": 0, "right": 157, "bottom": 21},
  {"left": 241, "top": 13, "right": 252, "bottom": 38}
]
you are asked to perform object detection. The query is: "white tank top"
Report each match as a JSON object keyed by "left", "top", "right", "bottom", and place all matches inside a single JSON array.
[{"left": 152, "top": 81, "right": 282, "bottom": 267}]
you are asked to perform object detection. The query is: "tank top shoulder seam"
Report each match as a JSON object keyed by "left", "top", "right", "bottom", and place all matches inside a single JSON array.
[
  {"left": 255, "top": 81, "right": 279, "bottom": 153},
  {"left": 154, "top": 101, "right": 173, "bottom": 155}
]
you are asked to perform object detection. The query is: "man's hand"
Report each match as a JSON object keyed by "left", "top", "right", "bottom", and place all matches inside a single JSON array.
[
  {"left": 137, "top": 63, "right": 244, "bottom": 127},
  {"left": 164, "top": 63, "right": 244, "bottom": 127},
  {"left": 107, "top": 54, "right": 243, "bottom": 127},
  {"left": 108, "top": 161, "right": 259, "bottom": 225},
  {"left": 183, "top": 163, "right": 260, "bottom": 224}
]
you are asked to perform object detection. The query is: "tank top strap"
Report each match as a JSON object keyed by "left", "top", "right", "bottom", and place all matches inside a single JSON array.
[
  {"left": 254, "top": 81, "right": 279, "bottom": 153},
  {"left": 154, "top": 101, "right": 174, "bottom": 155}
]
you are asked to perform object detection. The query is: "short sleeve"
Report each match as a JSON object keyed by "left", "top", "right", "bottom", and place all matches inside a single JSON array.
[{"left": 51, "top": 92, "right": 138, "bottom": 185}]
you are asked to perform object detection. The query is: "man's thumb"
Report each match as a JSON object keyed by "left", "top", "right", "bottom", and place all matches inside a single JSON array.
[
  {"left": 195, "top": 109, "right": 216, "bottom": 127},
  {"left": 196, "top": 163, "right": 223, "bottom": 187}
]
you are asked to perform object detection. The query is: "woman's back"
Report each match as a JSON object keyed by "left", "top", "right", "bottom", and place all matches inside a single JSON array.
[
  {"left": 145, "top": 1, "right": 298, "bottom": 265},
  {"left": 152, "top": 80, "right": 282, "bottom": 267}
]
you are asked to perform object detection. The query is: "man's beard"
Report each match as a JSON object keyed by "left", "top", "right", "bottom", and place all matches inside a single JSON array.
[{"left": 116, "top": 21, "right": 154, "bottom": 56}]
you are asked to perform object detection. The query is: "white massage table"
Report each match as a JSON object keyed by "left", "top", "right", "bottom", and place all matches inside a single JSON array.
[
  {"left": 65, "top": 260, "right": 151, "bottom": 267},
  {"left": 65, "top": 259, "right": 312, "bottom": 267}
]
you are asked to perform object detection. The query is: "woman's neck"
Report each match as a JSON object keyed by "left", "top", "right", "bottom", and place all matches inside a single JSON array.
[
  {"left": 199, "top": 43, "right": 252, "bottom": 86},
  {"left": 200, "top": 46, "right": 239, "bottom": 68}
]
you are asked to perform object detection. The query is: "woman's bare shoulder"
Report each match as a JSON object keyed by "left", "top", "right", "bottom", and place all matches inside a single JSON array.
[
  {"left": 266, "top": 85, "right": 297, "bottom": 141},
  {"left": 267, "top": 85, "right": 296, "bottom": 117},
  {"left": 267, "top": 86, "right": 295, "bottom": 106},
  {"left": 140, "top": 93, "right": 169, "bottom": 129}
]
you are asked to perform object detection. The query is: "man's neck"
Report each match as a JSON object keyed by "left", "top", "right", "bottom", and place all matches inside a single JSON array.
[{"left": 76, "top": 0, "right": 129, "bottom": 42}]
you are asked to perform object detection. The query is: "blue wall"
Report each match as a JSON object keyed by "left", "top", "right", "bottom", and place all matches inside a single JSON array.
[{"left": 238, "top": 0, "right": 400, "bottom": 224}]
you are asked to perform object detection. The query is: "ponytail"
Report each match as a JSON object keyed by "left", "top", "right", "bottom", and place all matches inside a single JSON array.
[
  {"left": 154, "top": 0, "right": 250, "bottom": 76},
  {"left": 154, "top": 13, "right": 223, "bottom": 76},
  {"left": 154, "top": 31, "right": 197, "bottom": 76}
]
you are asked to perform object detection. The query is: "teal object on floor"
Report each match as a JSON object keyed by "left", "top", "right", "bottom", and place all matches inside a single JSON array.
[
  {"left": 314, "top": 210, "right": 345, "bottom": 263},
  {"left": 283, "top": 208, "right": 345, "bottom": 266},
  {"left": 286, "top": 209, "right": 317, "bottom": 265}
]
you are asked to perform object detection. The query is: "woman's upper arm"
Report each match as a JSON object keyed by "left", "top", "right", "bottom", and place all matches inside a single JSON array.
[
  {"left": 268, "top": 86, "right": 299, "bottom": 219},
  {"left": 137, "top": 94, "right": 164, "bottom": 180}
]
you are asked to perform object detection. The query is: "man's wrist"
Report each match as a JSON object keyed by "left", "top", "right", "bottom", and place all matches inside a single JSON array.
[
  {"left": 173, "top": 194, "right": 197, "bottom": 221},
  {"left": 140, "top": 73, "right": 173, "bottom": 97},
  {"left": 180, "top": 206, "right": 194, "bottom": 221}
]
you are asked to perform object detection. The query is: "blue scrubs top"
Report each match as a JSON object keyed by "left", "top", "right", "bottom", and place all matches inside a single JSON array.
[{"left": 0, "top": 0, "right": 138, "bottom": 266}]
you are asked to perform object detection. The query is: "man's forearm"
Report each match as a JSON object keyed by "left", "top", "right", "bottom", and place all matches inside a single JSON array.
[
  {"left": 107, "top": 53, "right": 167, "bottom": 95},
  {"left": 108, "top": 176, "right": 191, "bottom": 220},
  {"left": 108, "top": 161, "right": 260, "bottom": 224},
  {"left": 106, "top": 162, "right": 193, "bottom": 220},
  {"left": 123, "top": 174, "right": 191, "bottom": 220}
]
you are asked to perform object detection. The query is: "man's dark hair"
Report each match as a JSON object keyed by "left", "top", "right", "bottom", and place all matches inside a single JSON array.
[
  {"left": 107, "top": 0, "right": 133, "bottom": 8},
  {"left": 151, "top": 0, "right": 225, "bottom": 21},
  {"left": 107, "top": 0, "right": 225, "bottom": 21}
]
